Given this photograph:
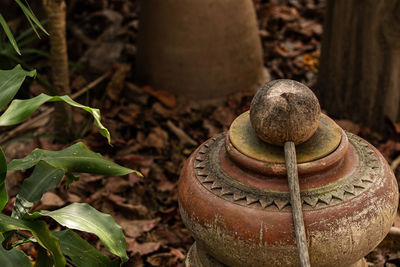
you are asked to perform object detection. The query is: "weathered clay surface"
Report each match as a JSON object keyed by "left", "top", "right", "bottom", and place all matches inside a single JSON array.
[
  {"left": 229, "top": 112, "right": 342, "bottom": 164},
  {"left": 183, "top": 242, "right": 367, "bottom": 267},
  {"left": 136, "top": 0, "right": 266, "bottom": 100},
  {"left": 178, "top": 132, "right": 398, "bottom": 266},
  {"left": 250, "top": 80, "right": 320, "bottom": 145}
]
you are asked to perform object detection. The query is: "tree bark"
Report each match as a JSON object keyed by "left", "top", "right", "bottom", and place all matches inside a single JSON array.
[
  {"left": 317, "top": 0, "right": 400, "bottom": 131},
  {"left": 43, "top": 0, "right": 72, "bottom": 135}
]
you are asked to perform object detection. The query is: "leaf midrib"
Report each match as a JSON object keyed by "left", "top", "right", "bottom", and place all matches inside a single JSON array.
[
  {"left": 21, "top": 168, "right": 63, "bottom": 201},
  {"left": 0, "top": 72, "right": 19, "bottom": 91},
  {"left": 45, "top": 212, "right": 120, "bottom": 254}
]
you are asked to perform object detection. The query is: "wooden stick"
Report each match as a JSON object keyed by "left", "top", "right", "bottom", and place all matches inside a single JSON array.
[{"left": 284, "top": 141, "right": 310, "bottom": 267}]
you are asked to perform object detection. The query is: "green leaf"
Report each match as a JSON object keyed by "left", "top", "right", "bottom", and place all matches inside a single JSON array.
[
  {"left": 36, "top": 245, "right": 53, "bottom": 267},
  {"left": 0, "top": 93, "right": 49, "bottom": 125},
  {"left": 33, "top": 203, "right": 128, "bottom": 263},
  {"left": 0, "top": 93, "right": 110, "bottom": 143},
  {"left": 18, "top": 161, "right": 64, "bottom": 203},
  {"left": 0, "top": 147, "right": 7, "bottom": 212},
  {"left": 0, "top": 14, "right": 21, "bottom": 55},
  {"left": 0, "top": 186, "right": 7, "bottom": 213},
  {"left": 20, "top": 48, "right": 51, "bottom": 58},
  {"left": 8, "top": 142, "right": 133, "bottom": 176},
  {"left": 16, "top": 20, "right": 47, "bottom": 42},
  {"left": 9, "top": 142, "right": 135, "bottom": 219},
  {"left": 0, "top": 214, "right": 65, "bottom": 267},
  {"left": 12, "top": 161, "right": 64, "bottom": 218},
  {"left": 53, "top": 230, "right": 118, "bottom": 267},
  {"left": 0, "top": 65, "right": 36, "bottom": 110},
  {"left": 0, "top": 233, "right": 32, "bottom": 267},
  {"left": 65, "top": 172, "right": 79, "bottom": 187},
  {"left": 11, "top": 197, "right": 33, "bottom": 220},
  {"left": 14, "top": 0, "right": 48, "bottom": 36}
]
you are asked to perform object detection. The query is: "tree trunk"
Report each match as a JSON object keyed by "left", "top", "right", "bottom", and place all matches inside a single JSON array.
[
  {"left": 317, "top": 0, "right": 400, "bottom": 131},
  {"left": 43, "top": 0, "right": 72, "bottom": 135}
]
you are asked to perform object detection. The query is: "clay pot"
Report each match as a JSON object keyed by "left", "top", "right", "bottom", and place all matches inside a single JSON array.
[
  {"left": 178, "top": 103, "right": 398, "bottom": 265},
  {"left": 136, "top": 0, "right": 267, "bottom": 100}
]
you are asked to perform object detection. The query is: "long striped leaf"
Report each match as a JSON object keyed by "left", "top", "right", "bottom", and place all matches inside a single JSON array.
[
  {"left": 32, "top": 203, "right": 128, "bottom": 263},
  {"left": 9, "top": 143, "right": 134, "bottom": 218},
  {"left": 0, "top": 14, "right": 21, "bottom": 55},
  {"left": 0, "top": 214, "right": 65, "bottom": 267},
  {"left": 0, "top": 65, "right": 36, "bottom": 111},
  {"left": 11, "top": 161, "right": 64, "bottom": 219},
  {"left": 0, "top": 147, "right": 7, "bottom": 212},
  {"left": 53, "top": 230, "right": 118, "bottom": 267},
  {"left": 8, "top": 142, "right": 133, "bottom": 176},
  {"left": 14, "top": 0, "right": 48, "bottom": 36},
  {"left": 0, "top": 233, "right": 32, "bottom": 267},
  {"left": 0, "top": 93, "right": 110, "bottom": 143}
]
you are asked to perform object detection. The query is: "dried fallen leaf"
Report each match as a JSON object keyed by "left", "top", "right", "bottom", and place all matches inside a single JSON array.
[
  {"left": 106, "top": 63, "right": 131, "bottom": 101},
  {"left": 144, "top": 127, "right": 169, "bottom": 151},
  {"left": 39, "top": 192, "right": 65, "bottom": 208},
  {"left": 170, "top": 248, "right": 185, "bottom": 260},
  {"left": 117, "top": 154, "right": 154, "bottom": 169},
  {"left": 71, "top": 75, "right": 87, "bottom": 90},
  {"left": 146, "top": 252, "right": 178, "bottom": 267},
  {"left": 143, "top": 86, "right": 176, "bottom": 108},
  {"left": 107, "top": 194, "right": 148, "bottom": 217},
  {"left": 125, "top": 82, "right": 150, "bottom": 105},
  {"left": 153, "top": 226, "right": 184, "bottom": 246},
  {"left": 105, "top": 176, "right": 131, "bottom": 193},
  {"left": 129, "top": 172, "right": 145, "bottom": 185},
  {"left": 378, "top": 140, "right": 400, "bottom": 162},
  {"left": 152, "top": 102, "right": 173, "bottom": 118},
  {"left": 127, "top": 239, "right": 161, "bottom": 255},
  {"left": 157, "top": 177, "right": 176, "bottom": 192},
  {"left": 126, "top": 253, "right": 144, "bottom": 267},
  {"left": 211, "top": 106, "right": 236, "bottom": 128},
  {"left": 202, "top": 119, "right": 220, "bottom": 138},
  {"left": 265, "top": 5, "right": 300, "bottom": 23},
  {"left": 67, "top": 193, "right": 81, "bottom": 203},
  {"left": 299, "top": 20, "right": 323, "bottom": 37},
  {"left": 118, "top": 109, "right": 138, "bottom": 125},
  {"left": 118, "top": 217, "right": 161, "bottom": 238},
  {"left": 166, "top": 120, "right": 197, "bottom": 146},
  {"left": 302, "top": 51, "right": 320, "bottom": 73},
  {"left": 335, "top": 120, "right": 360, "bottom": 135}
]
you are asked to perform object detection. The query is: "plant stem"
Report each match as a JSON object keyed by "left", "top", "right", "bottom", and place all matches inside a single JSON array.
[{"left": 43, "top": 0, "right": 72, "bottom": 136}]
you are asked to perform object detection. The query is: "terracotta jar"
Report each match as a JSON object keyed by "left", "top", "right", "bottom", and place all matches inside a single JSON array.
[
  {"left": 136, "top": 0, "right": 268, "bottom": 101},
  {"left": 178, "top": 80, "right": 399, "bottom": 266}
]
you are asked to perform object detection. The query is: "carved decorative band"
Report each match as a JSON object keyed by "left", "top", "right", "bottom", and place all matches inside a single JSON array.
[{"left": 193, "top": 133, "right": 381, "bottom": 211}]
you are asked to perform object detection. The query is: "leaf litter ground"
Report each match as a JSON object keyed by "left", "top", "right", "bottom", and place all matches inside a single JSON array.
[{"left": 1, "top": 0, "right": 399, "bottom": 266}]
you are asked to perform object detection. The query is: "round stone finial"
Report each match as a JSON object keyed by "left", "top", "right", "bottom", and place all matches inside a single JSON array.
[{"left": 250, "top": 79, "right": 321, "bottom": 146}]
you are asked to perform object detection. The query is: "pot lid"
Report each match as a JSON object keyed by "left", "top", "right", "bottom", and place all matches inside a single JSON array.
[{"left": 228, "top": 80, "right": 342, "bottom": 164}]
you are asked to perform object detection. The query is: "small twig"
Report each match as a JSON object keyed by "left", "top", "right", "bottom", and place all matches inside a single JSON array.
[
  {"left": 70, "top": 71, "right": 111, "bottom": 99},
  {"left": 390, "top": 155, "right": 400, "bottom": 170},
  {"left": 0, "top": 71, "right": 110, "bottom": 145},
  {"left": 284, "top": 141, "right": 311, "bottom": 267},
  {"left": 166, "top": 120, "right": 197, "bottom": 146}
]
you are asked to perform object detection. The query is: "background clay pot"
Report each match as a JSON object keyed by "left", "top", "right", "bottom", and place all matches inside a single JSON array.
[{"left": 136, "top": 0, "right": 267, "bottom": 100}]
